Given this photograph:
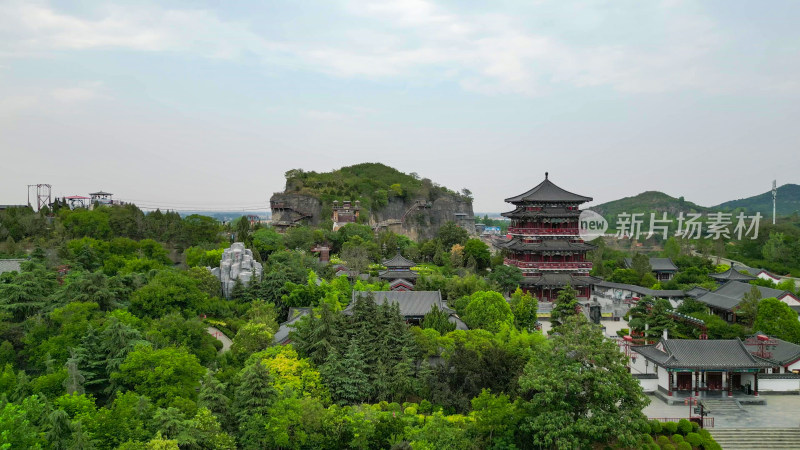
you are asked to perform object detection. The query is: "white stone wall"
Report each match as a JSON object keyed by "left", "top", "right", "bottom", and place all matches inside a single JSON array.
[{"left": 760, "top": 378, "right": 800, "bottom": 393}]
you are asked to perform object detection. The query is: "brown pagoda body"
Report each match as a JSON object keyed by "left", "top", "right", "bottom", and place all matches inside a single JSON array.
[{"left": 497, "top": 173, "right": 597, "bottom": 301}]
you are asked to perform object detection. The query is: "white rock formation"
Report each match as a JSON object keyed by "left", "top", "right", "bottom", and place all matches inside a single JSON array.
[{"left": 210, "top": 242, "right": 263, "bottom": 298}]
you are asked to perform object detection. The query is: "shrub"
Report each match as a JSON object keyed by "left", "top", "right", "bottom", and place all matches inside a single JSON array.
[
  {"left": 699, "top": 429, "right": 711, "bottom": 440},
  {"left": 691, "top": 422, "right": 700, "bottom": 433},
  {"left": 641, "top": 434, "right": 655, "bottom": 445},
  {"left": 685, "top": 432, "right": 703, "bottom": 447},
  {"left": 657, "top": 435, "right": 671, "bottom": 447},
  {"left": 672, "top": 434, "right": 684, "bottom": 443},
  {"left": 678, "top": 418, "right": 693, "bottom": 435},
  {"left": 663, "top": 421, "right": 678, "bottom": 434},
  {"left": 662, "top": 444, "right": 675, "bottom": 450},
  {"left": 677, "top": 442, "right": 692, "bottom": 450},
  {"left": 650, "top": 420, "right": 663, "bottom": 434}
]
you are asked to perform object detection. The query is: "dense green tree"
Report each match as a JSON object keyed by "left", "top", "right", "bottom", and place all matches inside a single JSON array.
[
  {"left": 198, "top": 370, "right": 231, "bottom": 427},
  {"left": 462, "top": 291, "right": 514, "bottom": 333},
  {"left": 421, "top": 305, "right": 457, "bottom": 334},
  {"left": 146, "top": 313, "right": 220, "bottom": 365},
  {"left": 129, "top": 270, "right": 208, "bottom": 318},
  {"left": 463, "top": 239, "right": 491, "bottom": 270},
  {"left": 46, "top": 408, "right": 74, "bottom": 450},
  {"left": 737, "top": 285, "right": 761, "bottom": 326},
  {"left": 550, "top": 285, "right": 579, "bottom": 331},
  {"left": 509, "top": 288, "right": 538, "bottom": 331},
  {"left": 0, "top": 263, "right": 58, "bottom": 321},
  {"left": 753, "top": 298, "right": 800, "bottom": 344},
  {"left": 488, "top": 264, "right": 523, "bottom": 295},
  {"left": 231, "top": 322, "right": 274, "bottom": 358},
  {"left": 112, "top": 344, "right": 205, "bottom": 408},
  {"left": 322, "top": 342, "right": 370, "bottom": 405},
  {"left": 436, "top": 221, "right": 469, "bottom": 249},
  {"left": 517, "top": 315, "right": 648, "bottom": 448},
  {"left": 291, "top": 303, "right": 344, "bottom": 366}
]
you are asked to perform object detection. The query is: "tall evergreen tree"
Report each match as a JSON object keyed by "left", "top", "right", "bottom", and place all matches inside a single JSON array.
[
  {"left": 198, "top": 370, "right": 231, "bottom": 428},
  {"left": 63, "top": 349, "right": 85, "bottom": 395},
  {"left": 46, "top": 409, "right": 73, "bottom": 450},
  {"left": 550, "top": 285, "right": 579, "bottom": 331},
  {"left": 75, "top": 326, "right": 107, "bottom": 398},
  {"left": 321, "top": 343, "right": 370, "bottom": 405},
  {"left": 233, "top": 360, "right": 277, "bottom": 424}
]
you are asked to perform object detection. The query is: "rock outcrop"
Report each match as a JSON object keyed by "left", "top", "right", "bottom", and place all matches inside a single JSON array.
[{"left": 210, "top": 243, "right": 263, "bottom": 298}]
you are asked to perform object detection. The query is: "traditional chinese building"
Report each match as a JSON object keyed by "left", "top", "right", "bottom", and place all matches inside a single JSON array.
[
  {"left": 631, "top": 338, "right": 773, "bottom": 399},
  {"left": 497, "top": 173, "right": 597, "bottom": 301},
  {"left": 696, "top": 280, "right": 800, "bottom": 323},
  {"left": 332, "top": 200, "right": 360, "bottom": 231},
  {"left": 709, "top": 265, "right": 757, "bottom": 283},
  {"left": 624, "top": 257, "right": 679, "bottom": 281},
  {"left": 379, "top": 253, "right": 418, "bottom": 291}
]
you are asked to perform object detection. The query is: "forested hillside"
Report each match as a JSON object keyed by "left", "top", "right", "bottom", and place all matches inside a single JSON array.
[{"left": 0, "top": 203, "right": 696, "bottom": 449}]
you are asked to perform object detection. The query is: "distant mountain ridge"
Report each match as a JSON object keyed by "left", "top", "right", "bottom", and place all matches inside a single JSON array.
[
  {"left": 715, "top": 184, "right": 800, "bottom": 217},
  {"left": 588, "top": 184, "right": 800, "bottom": 220},
  {"left": 588, "top": 191, "right": 710, "bottom": 220}
]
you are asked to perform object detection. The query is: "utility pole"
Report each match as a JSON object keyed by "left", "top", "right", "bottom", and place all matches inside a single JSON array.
[{"left": 772, "top": 180, "right": 777, "bottom": 225}]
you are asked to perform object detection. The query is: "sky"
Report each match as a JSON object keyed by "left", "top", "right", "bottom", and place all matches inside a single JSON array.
[{"left": 1, "top": 0, "right": 799, "bottom": 213}]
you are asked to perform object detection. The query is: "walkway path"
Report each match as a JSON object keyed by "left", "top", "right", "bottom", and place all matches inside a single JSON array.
[{"left": 206, "top": 326, "right": 232, "bottom": 353}]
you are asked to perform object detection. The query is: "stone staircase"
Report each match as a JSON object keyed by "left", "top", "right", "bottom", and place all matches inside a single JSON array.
[
  {"left": 709, "top": 428, "right": 800, "bottom": 449},
  {"left": 701, "top": 398, "right": 743, "bottom": 414}
]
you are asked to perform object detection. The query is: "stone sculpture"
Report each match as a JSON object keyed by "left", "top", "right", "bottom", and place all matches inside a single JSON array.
[{"left": 210, "top": 242, "right": 263, "bottom": 298}]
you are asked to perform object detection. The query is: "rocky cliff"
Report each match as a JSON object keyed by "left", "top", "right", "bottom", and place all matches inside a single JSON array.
[{"left": 268, "top": 163, "right": 475, "bottom": 240}]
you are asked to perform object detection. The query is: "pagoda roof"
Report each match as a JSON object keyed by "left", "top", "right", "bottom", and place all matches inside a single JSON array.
[
  {"left": 633, "top": 338, "right": 772, "bottom": 370},
  {"left": 520, "top": 273, "right": 600, "bottom": 288},
  {"left": 501, "top": 206, "right": 582, "bottom": 219},
  {"left": 505, "top": 173, "right": 592, "bottom": 204},
  {"left": 382, "top": 253, "right": 416, "bottom": 268},
  {"left": 379, "top": 269, "right": 419, "bottom": 280},
  {"left": 709, "top": 266, "right": 757, "bottom": 282},
  {"left": 498, "top": 238, "right": 595, "bottom": 252},
  {"left": 89, "top": 191, "right": 113, "bottom": 196}
]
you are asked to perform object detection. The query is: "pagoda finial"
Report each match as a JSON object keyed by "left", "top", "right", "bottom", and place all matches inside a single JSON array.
[{"left": 545, "top": 171, "right": 549, "bottom": 180}]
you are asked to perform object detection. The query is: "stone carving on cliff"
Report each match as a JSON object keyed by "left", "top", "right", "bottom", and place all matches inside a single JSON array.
[{"left": 209, "top": 242, "right": 263, "bottom": 298}]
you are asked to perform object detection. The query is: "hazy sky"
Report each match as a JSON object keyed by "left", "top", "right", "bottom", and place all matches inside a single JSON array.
[{"left": 1, "top": 0, "right": 799, "bottom": 213}]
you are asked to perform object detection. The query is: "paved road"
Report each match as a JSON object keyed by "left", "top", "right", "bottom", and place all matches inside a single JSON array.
[
  {"left": 643, "top": 395, "right": 800, "bottom": 429},
  {"left": 206, "top": 326, "right": 232, "bottom": 353}
]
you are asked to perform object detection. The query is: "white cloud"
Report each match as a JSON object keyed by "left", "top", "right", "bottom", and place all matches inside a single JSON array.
[
  {"left": 304, "top": 110, "right": 347, "bottom": 120},
  {"left": 51, "top": 83, "right": 103, "bottom": 102},
  {"left": 0, "top": 0, "right": 792, "bottom": 96}
]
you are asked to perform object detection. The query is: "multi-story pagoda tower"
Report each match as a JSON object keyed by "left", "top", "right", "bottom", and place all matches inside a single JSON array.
[{"left": 497, "top": 173, "right": 597, "bottom": 301}]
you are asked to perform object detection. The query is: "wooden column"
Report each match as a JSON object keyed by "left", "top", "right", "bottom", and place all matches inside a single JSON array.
[
  {"left": 754, "top": 372, "right": 759, "bottom": 397},
  {"left": 668, "top": 372, "right": 673, "bottom": 396},
  {"left": 726, "top": 372, "right": 733, "bottom": 397},
  {"left": 695, "top": 371, "right": 699, "bottom": 396}
]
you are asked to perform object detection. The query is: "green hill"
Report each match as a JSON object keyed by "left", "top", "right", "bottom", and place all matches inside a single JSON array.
[
  {"left": 589, "top": 191, "right": 710, "bottom": 221},
  {"left": 715, "top": 183, "right": 800, "bottom": 217}
]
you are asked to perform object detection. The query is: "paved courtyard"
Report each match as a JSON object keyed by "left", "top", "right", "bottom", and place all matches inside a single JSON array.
[{"left": 643, "top": 394, "right": 800, "bottom": 428}]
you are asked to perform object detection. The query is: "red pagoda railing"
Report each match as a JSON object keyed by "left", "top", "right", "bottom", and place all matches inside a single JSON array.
[
  {"left": 508, "top": 227, "right": 579, "bottom": 236},
  {"left": 504, "top": 259, "right": 592, "bottom": 270}
]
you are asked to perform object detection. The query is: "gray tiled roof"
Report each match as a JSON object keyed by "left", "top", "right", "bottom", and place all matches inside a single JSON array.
[
  {"left": 739, "top": 266, "right": 781, "bottom": 279},
  {"left": 685, "top": 286, "right": 710, "bottom": 299},
  {"left": 744, "top": 334, "right": 800, "bottom": 366},
  {"left": 697, "top": 280, "right": 798, "bottom": 313},
  {"left": 633, "top": 339, "right": 772, "bottom": 370},
  {"left": 520, "top": 273, "right": 600, "bottom": 287},
  {"left": 497, "top": 238, "right": 595, "bottom": 252},
  {"left": 382, "top": 253, "right": 416, "bottom": 268},
  {"left": 0, "top": 259, "right": 24, "bottom": 275},
  {"left": 709, "top": 267, "right": 757, "bottom": 282},
  {"left": 624, "top": 257, "right": 678, "bottom": 272},
  {"left": 379, "top": 269, "right": 419, "bottom": 280},
  {"left": 504, "top": 177, "right": 592, "bottom": 204},
  {"left": 594, "top": 280, "right": 686, "bottom": 298},
  {"left": 273, "top": 307, "right": 312, "bottom": 344},
  {"left": 348, "top": 291, "right": 445, "bottom": 318}
]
